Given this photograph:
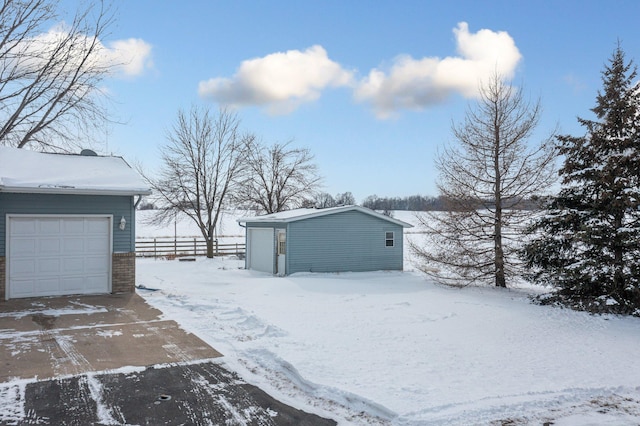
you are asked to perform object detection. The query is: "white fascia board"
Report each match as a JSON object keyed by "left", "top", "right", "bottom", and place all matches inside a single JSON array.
[
  {"left": 0, "top": 185, "right": 152, "bottom": 196},
  {"left": 238, "top": 205, "right": 413, "bottom": 228}
]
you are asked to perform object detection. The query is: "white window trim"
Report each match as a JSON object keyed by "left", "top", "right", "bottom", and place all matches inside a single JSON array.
[{"left": 385, "top": 231, "right": 394, "bottom": 247}]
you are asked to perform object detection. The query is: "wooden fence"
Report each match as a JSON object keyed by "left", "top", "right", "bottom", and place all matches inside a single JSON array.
[{"left": 135, "top": 237, "right": 245, "bottom": 258}]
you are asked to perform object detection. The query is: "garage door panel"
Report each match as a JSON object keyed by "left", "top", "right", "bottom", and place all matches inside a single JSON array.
[
  {"left": 40, "top": 238, "right": 61, "bottom": 254},
  {"left": 10, "top": 258, "right": 36, "bottom": 275},
  {"left": 87, "top": 219, "right": 109, "bottom": 233},
  {"left": 62, "top": 257, "right": 84, "bottom": 273},
  {"left": 86, "top": 238, "right": 109, "bottom": 253},
  {"left": 10, "top": 219, "right": 36, "bottom": 235},
  {"left": 84, "top": 275, "right": 108, "bottom": 292},
  {"left": 8, "top": 216, "right": 111, "bottom": 299},
  {"left": 10, "top": 239, "right": 36, "bottom": 256},
  {"left": 85, "top": 256, "right": 109, "bottom": 273},
  {"left": 63, "top": 237, "right": 85, "bottom": 253},
  {"left": 63, "top": 218, "right": 85, "bottom": 233},
  {"left": 38, "top": 258, "right": 61, "bottom": 274},
  {"left": 61, "top": 276, "right": 85, "bottom": 292},
  {"left": 35, "top": 278, "right": 59, "bottom": 294},
  {"left": 39, "top": 219, "right": 61, "bottom": 234},
  {"left": 10, "top": 279, "right": 35, "bottom": 297}
]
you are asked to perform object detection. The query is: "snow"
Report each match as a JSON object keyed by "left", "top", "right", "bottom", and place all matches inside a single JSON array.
[
  {"left": 2, "top": 208, "right": 639, "bottom": 424},
  {"left": 236, "top": 205, "right": 413, "bottom": 228},
  {"left": 136, "top": 257, "right": 640, "bottom": 425},
  {"left": 0, "top": 146, "right": 150, "bottom": 195}
]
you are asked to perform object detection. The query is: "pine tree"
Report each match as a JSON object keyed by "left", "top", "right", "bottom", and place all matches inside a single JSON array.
[{"left": 523, "top": 45, "right": 640, "bottom": 314}]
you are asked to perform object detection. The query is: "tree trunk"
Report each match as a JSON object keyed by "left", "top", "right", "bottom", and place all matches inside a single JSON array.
[
  {"left": 494, "top": 217, "right": 506, "bottom": 288},
  {"left": 613, "top": 212, "right": 624, "bottom": 297},
  {"left": 206, "top": 237, "right": 214, "bottom": 258},
  {"left": 494, "top": 127, "right": 506, "bottom": 288}
]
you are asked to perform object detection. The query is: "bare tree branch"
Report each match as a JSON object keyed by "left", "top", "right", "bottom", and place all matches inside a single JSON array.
[
  {"left": 411, "top": 72, "right": 556, "bottom": 287},
  {"left": 0, "top": 0, "right": 117, "bottom": 151},
  {"left": 141, "top": 106, "right": 255, "bottom": 258},
  {"left": 236, "top": 140, "right": 322, "bottom": 213}
]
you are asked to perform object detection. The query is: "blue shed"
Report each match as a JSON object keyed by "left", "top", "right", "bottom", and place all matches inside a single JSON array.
[
  {"left": 0, "top": 147, "right": 151, "bottom": 300},
  {"left": 237, "top": 206, "right": 413, "bottom": 275}
]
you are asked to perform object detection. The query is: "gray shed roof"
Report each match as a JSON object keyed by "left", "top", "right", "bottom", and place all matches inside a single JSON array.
[
  {"left": 0, "top": 146, "right": 151, "bottom": 196},
  {"left": 237, "top": 205, "right": 413, "bottom": 228}
]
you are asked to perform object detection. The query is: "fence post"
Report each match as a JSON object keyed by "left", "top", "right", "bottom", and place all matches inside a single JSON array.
[
  {"left": 154, "top": 238, "right": 157, "bottom": 258},
  {"left": 215, "top": 239, "right": 219, "bottom": 256},
  {"left": 193, "top": 238, "right": 196, "bottom": 256}
]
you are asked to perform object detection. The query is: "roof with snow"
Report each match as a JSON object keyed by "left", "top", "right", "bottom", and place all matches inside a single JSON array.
[
  {"left": 0, "top": 146, "right": 151, "bottom": 196},
  {"left": 237, "top": 205, "right": 413, "bottom": 228}
]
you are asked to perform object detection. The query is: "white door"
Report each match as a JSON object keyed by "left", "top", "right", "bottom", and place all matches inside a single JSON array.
[
  {"left": 7, "top": 216, "right": 111, "bottom": 299},
  {"left": 247, "top": 228, "right": 274, "bottom": 273},
  {"left": 276, "top": 230, "right": 286, "bottom": 276}
]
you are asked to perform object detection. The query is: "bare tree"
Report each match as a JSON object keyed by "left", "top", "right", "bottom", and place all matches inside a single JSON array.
[
  {"left": 335, "top": 191, "right": 355, "bottom": 206},
  {"left": 237, "top": 141, "right": 321, "bottom": 213},
  {"left": 314, "top": 192, "right": 336, "bottom": 208},
  {"left": 411, "top": 73, "right": 556, "bottom": 287},
  {"left": 144, "top": 106, "right": 254, "bottom": 258},
  {"left": 0, "top": 0, "right": 117, "bottom": 151}
]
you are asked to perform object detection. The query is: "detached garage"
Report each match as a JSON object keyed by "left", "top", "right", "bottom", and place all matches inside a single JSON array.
[
  {"left": 238, "top": 206, "right": 413, "bottom": 276},
  {"left": 0, "top": 147, "right": 151, "bottom": 300}
]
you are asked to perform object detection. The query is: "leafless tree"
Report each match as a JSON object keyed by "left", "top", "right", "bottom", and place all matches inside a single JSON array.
[
  {"left": 314, "top": 192, "right": 336, "bottom": 208},
  {"left": 335, "top": 191, "right": 355, "bottom": 206},
  {"left": 0, "top": 0, "right": 117, "bottom": 151},
  {"left": 237, "top": 141, "right": 321, "bottom": 213},
  {"left": 411, "top": 73, "right": 556, "bottom": 287},
  {"left": 143, "top": 106, "right": 255, "bottom": 258}
]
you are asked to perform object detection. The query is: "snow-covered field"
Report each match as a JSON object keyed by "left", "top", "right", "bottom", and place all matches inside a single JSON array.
[{"left": 135, "top": 209, "right": 640, "bottom": 425}]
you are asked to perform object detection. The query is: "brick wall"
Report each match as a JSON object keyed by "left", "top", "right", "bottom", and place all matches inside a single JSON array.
[
  {"left": 112, "top": 252, "right": 136, "bottom": 293},
  {"left": 0, "top": 257, "right": 5, "bottom": 300}
]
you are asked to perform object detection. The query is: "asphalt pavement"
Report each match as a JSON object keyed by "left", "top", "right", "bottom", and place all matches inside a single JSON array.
[
  {"left": 16, "top": 361, "right": 335, "bottom": 425},
  {"left": 0, "top": 293, "right": 336, "bottom": 425}
]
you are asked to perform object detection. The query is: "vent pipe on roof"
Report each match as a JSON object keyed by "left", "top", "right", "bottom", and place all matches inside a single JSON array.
[{"left": 80, "top": 149, "right": 97, "bottom": 156}]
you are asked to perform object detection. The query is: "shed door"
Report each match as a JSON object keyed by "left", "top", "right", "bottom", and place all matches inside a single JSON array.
[
  {"left": 247, "top": 228, "right": 274, "bottom": 273},
  {"left": 7, "top": 216, "right": 111, "bottom": 299},
  {"left": 276, "top": 230, "right": 286, "bottom": 276}
]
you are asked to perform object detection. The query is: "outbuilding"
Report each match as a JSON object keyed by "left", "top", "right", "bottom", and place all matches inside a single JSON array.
[
  {"left": 237, "top": 205, "right": 413, "bottom": 275},
  {"left": 0, "top": 147, "right": 151, "bottom": 300}
]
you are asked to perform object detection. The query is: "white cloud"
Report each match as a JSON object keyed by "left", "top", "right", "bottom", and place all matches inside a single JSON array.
[
  {"left": 198, "top": 45, "right": 353, "bottom": 115},
  {"left": 354, "top": 22, "right": 522, "bottom": 118},
  {"left": 15, "top": 24, "right": 152, "bottom": 78},
  {"left": 106, "top": 38, "right": 154, "bottom": 77}
]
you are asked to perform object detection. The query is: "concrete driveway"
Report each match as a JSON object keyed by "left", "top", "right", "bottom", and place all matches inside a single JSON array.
[
  {"left": 0, "top": 292, "right": 221, "bottom": 380},
  {"left": 0, "top": 293, "right": 335, "bottom": 425}
]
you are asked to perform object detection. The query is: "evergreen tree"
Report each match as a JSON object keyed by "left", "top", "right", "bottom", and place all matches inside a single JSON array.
[{"left": 523, "top": 45, "right": 640, "bottom": 314}]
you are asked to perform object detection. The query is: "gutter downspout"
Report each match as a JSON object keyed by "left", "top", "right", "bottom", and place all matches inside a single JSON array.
[{"left": 134, "top": 195, "right": 144, "bottom": 209}]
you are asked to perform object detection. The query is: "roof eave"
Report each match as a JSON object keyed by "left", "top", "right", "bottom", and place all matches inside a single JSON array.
[
  {"left": 238, "top": 205, "right": 414, "bottom": 228},
  {"left": 0, "top": 186, "right": 152, "bottom": 196}
]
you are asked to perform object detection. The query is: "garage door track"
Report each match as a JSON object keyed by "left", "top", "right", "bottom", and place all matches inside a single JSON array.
[{"left": 0, "top": 293, "right": 335, "bottom": 425}]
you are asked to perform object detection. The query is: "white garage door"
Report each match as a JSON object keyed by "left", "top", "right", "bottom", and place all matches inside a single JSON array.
[
  {"left": 247, "top": 228, "right": 274, "bottom": 273},
  {"left": 7, "top": 216, "right": 111, "bottom": 299}
]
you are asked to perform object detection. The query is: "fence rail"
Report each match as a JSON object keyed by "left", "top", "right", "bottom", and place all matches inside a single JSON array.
[{"left": 135, "top": 237, "right": 245, "bottom": 258}]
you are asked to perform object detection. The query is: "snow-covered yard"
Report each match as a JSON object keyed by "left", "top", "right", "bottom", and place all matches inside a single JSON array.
[{"left": 137, "top": 257, "right": 640, "bottom": 425}]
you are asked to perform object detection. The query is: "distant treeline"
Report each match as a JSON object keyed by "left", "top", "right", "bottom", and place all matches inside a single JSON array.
[
  {"left": 139, "top": 194, "right": 548, "bottom": 212},
  {"left": 360, "top": 194, "right": 548, "bottom": 211}
]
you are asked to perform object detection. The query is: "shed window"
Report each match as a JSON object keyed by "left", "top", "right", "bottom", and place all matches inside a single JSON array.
[
  {"left": 385, "top": 231, "right": 394, "bottom": 247},
  {"left": 278, "top": 232, "right": 286, "bottom": 255}
]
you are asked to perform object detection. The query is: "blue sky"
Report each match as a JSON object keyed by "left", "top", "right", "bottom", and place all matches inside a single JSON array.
[{"left": 80, "top": 0, "right": 640, "bottom": 202}]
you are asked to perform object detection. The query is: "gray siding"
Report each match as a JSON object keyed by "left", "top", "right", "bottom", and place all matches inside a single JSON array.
[
  {"left": 0, "top": 193, "right": 135, "bottom": 255},
  {"left": 286, "top": 210, "right": 404, "bottom": 274}
]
